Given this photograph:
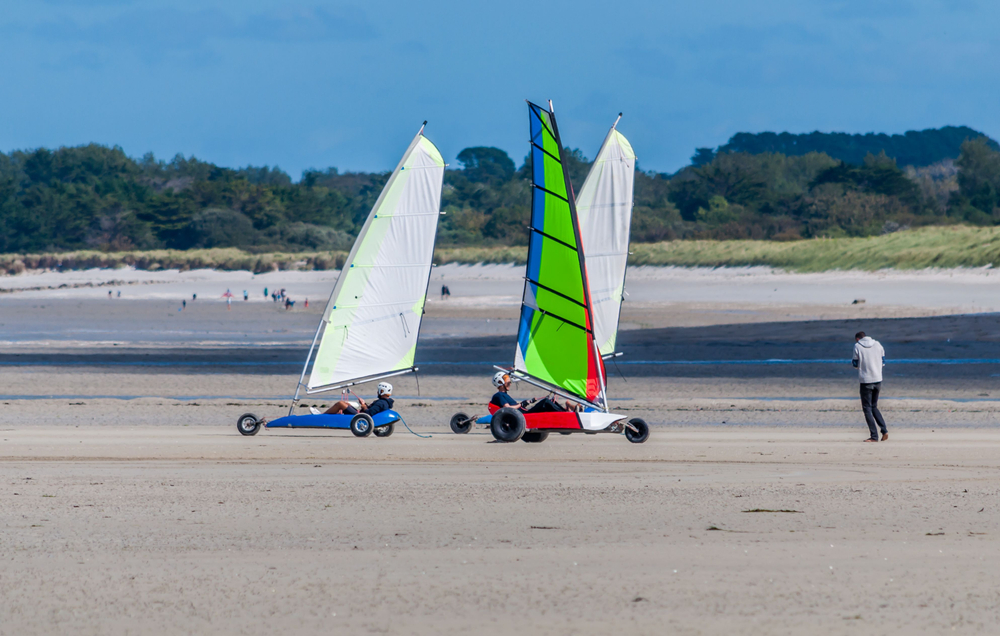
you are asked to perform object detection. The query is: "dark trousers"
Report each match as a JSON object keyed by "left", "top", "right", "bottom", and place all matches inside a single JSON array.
[
  {"left": 523, "top": 397, "right": 564, "bottom": 414},
  {"left": 860, "top": 382, "right": 887, "bottom": 439}
]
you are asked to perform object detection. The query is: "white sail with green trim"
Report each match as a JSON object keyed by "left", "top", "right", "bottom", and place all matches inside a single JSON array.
[
  {"left": 306, "top": 129, "right": 444, "bottom": 392},
  {"left": 575, "top": 120, "right": 635, "bottom": 357}
]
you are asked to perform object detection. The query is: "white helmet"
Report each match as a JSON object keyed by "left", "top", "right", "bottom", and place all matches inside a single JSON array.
[
  {"left": 492, "top": 371, "right": 509, "bottom": 388},
  {"left": 377, "top": 382, "right": 392, "bottom": 396}
]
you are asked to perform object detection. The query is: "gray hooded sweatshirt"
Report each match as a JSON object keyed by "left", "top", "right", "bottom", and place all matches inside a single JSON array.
[{"left": 853, "top": 336, "right": 885, "bottom": 384}]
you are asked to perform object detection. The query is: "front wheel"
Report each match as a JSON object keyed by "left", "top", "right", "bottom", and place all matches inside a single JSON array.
[
  {"left": 373, "top": 422, "right": 394, "bottom": 438},
  {"left": 521, "top": 431, "right": 549, "bottom": 443},
  {"left": 450, "top": 412, "right": 472, "bottom": 434},
  {"left": 625, "top": 418, "right": 649, "bottom": 444},
  {"left": 350, "top": 413, "right": 374, "bottom": 437},
  {"left": 237, "top": 413, "right": 260, "bottom": 436},
  {"left": 490, "top": 407, "right": 525, "bottom": 442}
]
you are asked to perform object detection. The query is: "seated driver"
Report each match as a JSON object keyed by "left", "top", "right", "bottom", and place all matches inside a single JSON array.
[
  {"left": 312, "top": 382, "right": 394, "bottom": 416},
  {"left": 490, "top": 371, "right": 579, "bottom": 413}
]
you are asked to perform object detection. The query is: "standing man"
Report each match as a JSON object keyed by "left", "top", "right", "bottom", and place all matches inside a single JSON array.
[{"left": 853, "top": 331, "right": 888, "bottom": 442}]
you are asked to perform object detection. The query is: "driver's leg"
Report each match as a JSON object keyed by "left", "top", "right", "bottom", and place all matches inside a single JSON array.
[{"left": 323, "top": 401, "right": 351, "bottom": 414}]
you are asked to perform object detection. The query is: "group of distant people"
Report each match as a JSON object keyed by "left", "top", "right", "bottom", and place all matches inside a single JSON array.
[{"left": 171, "top": 287, "right": 311, "bottom": 311}]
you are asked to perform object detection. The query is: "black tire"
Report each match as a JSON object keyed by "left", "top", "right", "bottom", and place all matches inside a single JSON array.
[
  {"left": 490, "top": 407, "right": 525, "bottom": 442},
  {"left": 237, "top": 413, "right": 260, "bottom": 436},
  {"left": 521, "top": 431, "right": 549, "bottom": 443},
  {"left": 373, "top": 422, "right": 394, "bottom": 438},
  {"left": 450, "top": 412, "right": 472, "bottom": 434},
  {"left": 350, "top": 413, "right": 374, "bottom": 437},
  {"left": 559, "top": 432, "right": 572, "bottom": 435},
  {"left": 625, "top": 417, "right": 650, "bottom": 444}
]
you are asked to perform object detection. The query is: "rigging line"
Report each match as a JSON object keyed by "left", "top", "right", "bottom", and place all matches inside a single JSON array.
[
  {"left": 530, "top": 182, "right": 570, "bottom": 203},
  {"left": 612, "top": 355, "right": 627, "bottom": 383},
  {"left": 399, "top": 416, "right": 432, "bottom": 438},
  {"left": 529, "top": 141, "right": 563, "bottom": 165},
  {"left": 523, "top": 277, "right": 587, "bottom": 309},
  {"left": 527, "top": 225, "right": 578, "bottom": 252}
]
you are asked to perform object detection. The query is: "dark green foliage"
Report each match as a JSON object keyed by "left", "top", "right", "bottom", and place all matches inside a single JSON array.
[
  {"left": 2, "top": 132, "right": 999, "bottom": 255},
  {"left": 719, "top": 126, "right": 998, "bottom": 168},
  {"left": 954, "top": 138, "right": 1000, "bottom": 220},
  {"left": 455, "top": 147, "right": 515, "bottom": 185}
]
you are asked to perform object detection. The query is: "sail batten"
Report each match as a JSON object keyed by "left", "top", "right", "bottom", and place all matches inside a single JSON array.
[
  {"left": 576, "top": 122, "right": 636, "bottom": 357},
  {"left": 306, "top": 130, "right": 444, "bottom": 390},
  {"left": 514, "top": 101, "right": 606, "bottom": 406}
]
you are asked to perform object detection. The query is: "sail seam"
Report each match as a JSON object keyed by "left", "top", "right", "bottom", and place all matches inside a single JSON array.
[
  {"left": 534, "top": 307, "right": 591, "bottom": 334},
  {"left": 528, "top": 225, "right": 578, "bottom": 252},
  {"left": 529, "top": 141, "right": 562, "bottom": 165},
  {"left": 524, "top": 277, "right": 587, "bottom": 309},
  {"left": 531, "top": 182, "right": 570, "bottom": 203}
]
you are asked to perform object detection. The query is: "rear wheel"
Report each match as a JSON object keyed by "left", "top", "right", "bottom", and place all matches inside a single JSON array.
[
  {"left": 490, "top": 407, "right": 525, "bottom": 442},
  {"left": 450, "top": 412, "right": 472, "bottom": 434},
  {"left": 625, "top": 418, "right": 649, "bottom": 444},
  {"left": 236, "top": 413, "right": 260, "bottom": 436},
  {"left": 373, "top": 422, "right": 394, "bottom": 437},
  {"left": 350, "top": 413, "right": 374, "bottom": 437},
  {"left": 521, "top": 431, "right": 549, "bottom": 443}
]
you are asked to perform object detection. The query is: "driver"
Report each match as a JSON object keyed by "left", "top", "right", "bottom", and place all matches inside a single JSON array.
[
  {"left": 313, "top": 382, "right": 394, "bottom": 416},
  {"left": 490, "top": 371, "right": 578, "bottom": 413}
]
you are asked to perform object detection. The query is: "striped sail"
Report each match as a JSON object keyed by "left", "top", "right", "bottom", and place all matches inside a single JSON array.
[
  {"left": 307, "top": 129, "right": 444, "bottom": 392},
  {"left": 575, "top": 120, "right": 635, "bottom": 356},
  {"left": 514, "top": 102, "right": 606, "bottom": 406}
]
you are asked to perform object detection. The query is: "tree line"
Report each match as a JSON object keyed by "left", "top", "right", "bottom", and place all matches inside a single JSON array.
[{"left": 1, "top": 126, "right": 999, "bottom": 253}]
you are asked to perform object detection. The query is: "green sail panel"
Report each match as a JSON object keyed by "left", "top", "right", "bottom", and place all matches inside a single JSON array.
[
  {"left": 576, "top": 123, "right": 636, "bottom": 356},
  {"left": 307, "top": 131, "right": 444, "bottom": 391},
  {"left": 514, "top": 102, "right": 605, "bottom": 405}
]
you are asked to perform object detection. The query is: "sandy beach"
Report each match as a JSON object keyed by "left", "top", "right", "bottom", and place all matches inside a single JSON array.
[
  {"left": 3, "top": 427, "right": 1000, "bottom": 635},
  {"left": 2, "top": 265, "right": 1000, "bottom": 634}
]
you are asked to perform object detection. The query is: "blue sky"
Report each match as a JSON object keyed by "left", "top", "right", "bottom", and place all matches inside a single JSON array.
[{"left": 1, "top": 0, "right": 998, "bottom": 177}]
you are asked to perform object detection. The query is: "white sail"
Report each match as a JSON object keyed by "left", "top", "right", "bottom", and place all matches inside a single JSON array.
[
  {"left": 575, "top": 123, "right": 635, "bottom": 356},
  {"left": 306, "top": 130, "right": 444, "bottom": 392}
]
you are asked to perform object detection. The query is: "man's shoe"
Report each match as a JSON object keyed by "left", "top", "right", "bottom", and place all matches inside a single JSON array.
[
  {"left": 863, "top": 438, "right": 878, "bottom": 442},
  {"left": 881, "top": 433, "right": 888, "bottom": 441}
]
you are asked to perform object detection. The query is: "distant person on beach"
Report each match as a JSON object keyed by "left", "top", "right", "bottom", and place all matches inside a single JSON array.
[
  {"left": 182, "top": 299, "right": 186, "bottom": 310},
  {"left": 192, "top": 293, "right": 197, "bottom": 301},
  {"left": 264, "top": 287, "right": 268, "bottom": 298},
  {"left": 853, "top": 331, "right": 888, "bottom": 442},
  {"left": 441, "top": 284, "right": 451, "bottom": 299},
  {"left": 243, "top": 290, "right": 248, "bottom": 301},
  {"left": 108, "top": 290, "right": 112, "bottom": 299},
  {"left": 284, "top": 298, "right": 295, "bottom": 310}
]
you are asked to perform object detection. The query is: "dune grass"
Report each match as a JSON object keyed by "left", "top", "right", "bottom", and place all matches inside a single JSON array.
[{"left": 3, "top": 226, "right": 1000, "bottom": 275}]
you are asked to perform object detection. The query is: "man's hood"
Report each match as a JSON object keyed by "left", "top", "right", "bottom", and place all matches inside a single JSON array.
[{"left": 857, "top": 336, "right": 876, "bottom": 348}]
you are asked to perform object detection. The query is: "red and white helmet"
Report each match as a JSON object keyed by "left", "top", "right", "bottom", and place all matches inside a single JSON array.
[
  {"left": 492, "top": 371, "right": 509, "bottom": 388},
  {"left": 377, "top": 382, "right": 393, "bottom": 396}
]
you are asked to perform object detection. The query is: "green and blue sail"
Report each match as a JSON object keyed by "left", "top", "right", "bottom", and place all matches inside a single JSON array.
[{"left": 514, "top": 102, "right": 606, "bottom": 405}]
